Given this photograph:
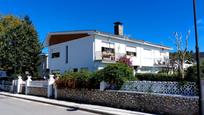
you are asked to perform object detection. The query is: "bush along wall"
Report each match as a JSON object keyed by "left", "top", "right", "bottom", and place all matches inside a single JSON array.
[
  {"left": 135, "top": 73, "right": 198, "bottom": 82},
  {"left": 94, "top": 63, "right": 134, "bottom": 90},
  {"left": 55, "top": 70, "right": 100, "bottom": 89},
  {"left": 55, "top": 63, "right": 134, "bottom": 90}
]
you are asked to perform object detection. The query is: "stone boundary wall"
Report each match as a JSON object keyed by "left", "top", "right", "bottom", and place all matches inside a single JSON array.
[
  {"left": 27, "top": 87, "right": 47, "bottom": 97},
  {"left": 56, "top": 89, "right": 198, "bottom": 115}
]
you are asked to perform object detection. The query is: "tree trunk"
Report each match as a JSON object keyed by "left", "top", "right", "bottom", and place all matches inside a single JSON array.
[{"left": 180, "top": 60, "right": 185, "bottom": 79}]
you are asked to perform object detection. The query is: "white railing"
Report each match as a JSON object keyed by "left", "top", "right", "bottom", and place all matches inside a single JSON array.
[
  {"left": 29, "top": 80, "right": 48, "bottom": 88},
  {"left": 25, "top": 75, "right": 55, "bottom": 98},
  {"left": 0, "top": 75, "right": 55, "bottom": 98},
  {"left": 121, "top": 81, "right": 198, "bottom": 96}
]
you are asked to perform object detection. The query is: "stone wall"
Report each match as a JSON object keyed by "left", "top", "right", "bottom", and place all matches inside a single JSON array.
[
  {"left": 57, "top": 89, "right": 198, "bottom": 115},
  {"left": 27, "top": 87, "right": 47, "bottom": 97}
]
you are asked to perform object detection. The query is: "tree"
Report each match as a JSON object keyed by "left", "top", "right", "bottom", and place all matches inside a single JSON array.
[
  {"left": 96, "top": 63, "right": 133, "bottom": 89},
  {"left": 170, "top": 51, "right": 194, "bottom": 71},
  {"left": 171, "top": 31, "right": 191, "bottom": 79},
  {"left": 0, "top": 15, "right": 42, "bottom": 78}
]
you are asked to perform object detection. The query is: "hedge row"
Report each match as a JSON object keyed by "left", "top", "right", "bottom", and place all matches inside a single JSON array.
[
  {"left": 135, "top": 73, "right": 185, "bottom": 82},
  {"left": 55, "top": 63, "right": 133, "bottom": 89},
  {"left": 55, "top": 70, "right": 99, "bottom": 89},
  {"left": 55, "top": 63, "right": 203, "bottom": 89}
]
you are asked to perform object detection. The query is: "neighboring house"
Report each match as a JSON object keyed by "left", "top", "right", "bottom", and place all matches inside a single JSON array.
[
  {"left": 45, "top": 22, "right": 171, "bottom": 74},
  {"left": 38, "top": 53, "right": 49, "bottom": 78}
]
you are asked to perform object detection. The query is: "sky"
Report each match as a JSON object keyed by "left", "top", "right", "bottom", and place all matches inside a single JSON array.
[{"left": 0, "top": 0, "right": 204, "bottom": 53}]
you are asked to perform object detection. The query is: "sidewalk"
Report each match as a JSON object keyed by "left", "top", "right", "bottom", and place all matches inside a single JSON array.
[{"left": 0, "top": 91, "right": 153, "bottom": 115}]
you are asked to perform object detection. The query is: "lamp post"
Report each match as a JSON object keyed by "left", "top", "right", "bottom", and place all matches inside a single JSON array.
[{"left": 193, "top": 0, "right": 202, "bottom": 114}]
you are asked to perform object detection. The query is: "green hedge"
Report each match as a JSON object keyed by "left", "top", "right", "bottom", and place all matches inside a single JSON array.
[
  {"left": 185, "top": 66, "right": 204, "bottom": 81},
  {"left": 95, "top": 63, "right": 134, "bottom": 90},
  {"left": 55, "top": 63, "right": 134, "bottom": 89},
  {"left": 55, "top": 70, "right": 100, "bottom": 89},
  {"left": 135, "top": 73, "right": 183, "bottom": 81}
]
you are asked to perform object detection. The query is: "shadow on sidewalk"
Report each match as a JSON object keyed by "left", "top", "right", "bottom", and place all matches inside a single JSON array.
[{"left": 66, "top": 107, "right": 79, "bottom": 111}]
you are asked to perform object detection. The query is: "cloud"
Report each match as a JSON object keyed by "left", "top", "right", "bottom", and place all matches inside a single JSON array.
[
  {"left": 191, "top": 18, "right": 204, "bottom": 30},
  {"left": 197, "top": 19, "right": 204, "bottom": 30},
  {"left": 197, "top": 19, "right": 204, "bottom": 25}
]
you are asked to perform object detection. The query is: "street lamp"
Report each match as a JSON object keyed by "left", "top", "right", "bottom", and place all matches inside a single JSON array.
[{"left": 193, "top": 0, "right": 202, "bottom": 114}]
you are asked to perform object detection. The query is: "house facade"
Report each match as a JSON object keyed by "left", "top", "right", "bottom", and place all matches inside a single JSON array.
[
  {"left": 45, "top": 22, "right": 171, "bottom": 74},
  {"left": 38, "top": 53, "right": 49, "bottom": 78}
]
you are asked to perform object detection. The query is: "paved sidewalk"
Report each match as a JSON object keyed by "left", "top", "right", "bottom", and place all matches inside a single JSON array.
[{"left": 0, "top": 91, "right": 153, "bottom": 115}]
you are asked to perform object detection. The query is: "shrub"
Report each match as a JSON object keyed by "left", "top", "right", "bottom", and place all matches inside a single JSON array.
[
  {"left": 96, "top": 63, "right": 134, "bottom": 89},
  {"left": 117, "top": 56, "right": 132, "bottom": 67},
  {"left": 55, "top": 70, "right": 102, "bottom": 89},
  {"left": 185, "top": 65, "right": 204, "bottom": 80},
  {"left": 87, "top": 72, "right": 100, "bottom": 89},
  {"left": 135, "top": 73, "right": 182, "bottom": 81},
  {"left": 55, "top": 70, "right": 94, "bottom": 89}
]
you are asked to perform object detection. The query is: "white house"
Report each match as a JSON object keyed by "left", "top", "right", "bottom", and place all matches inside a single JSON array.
[
  {"left": 45, "top": 22, "right": 171, "bottom": 74},
  {"left": 38, "top": 53, "right": 49, "bottom": 78}
]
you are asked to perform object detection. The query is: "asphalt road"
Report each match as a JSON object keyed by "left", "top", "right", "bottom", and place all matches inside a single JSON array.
[{"left": 0, "top": 95, "right": 98, "bottom": 115}]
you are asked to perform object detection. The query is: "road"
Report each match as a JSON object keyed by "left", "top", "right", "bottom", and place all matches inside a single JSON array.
[{"left": 0, "top": 95, "right": 98, "bottom": 115}]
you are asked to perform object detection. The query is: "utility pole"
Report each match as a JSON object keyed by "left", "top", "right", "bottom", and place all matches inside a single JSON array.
[{"left": 193, "top": 0, "right": 202, "bottom": 114}]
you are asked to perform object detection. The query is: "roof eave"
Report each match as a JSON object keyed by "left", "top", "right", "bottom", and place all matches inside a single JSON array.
[
  {"left": 44, "top": 30, "right": 95, "bottom": 47},
  {"left": 94, "top": 32, "right": 171, "bottom": 50}
]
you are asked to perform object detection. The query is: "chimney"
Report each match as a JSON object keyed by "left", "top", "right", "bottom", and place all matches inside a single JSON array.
[{"left": 114, "top": 22, "right": 123, "bottom": 36}]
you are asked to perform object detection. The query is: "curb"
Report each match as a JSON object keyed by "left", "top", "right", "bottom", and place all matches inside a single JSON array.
[{"left": 0, "top": 92, "right": 152, "bottom": 115}]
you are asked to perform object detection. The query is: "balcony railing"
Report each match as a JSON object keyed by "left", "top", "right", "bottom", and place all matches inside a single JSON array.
[
  {"left": 153, "top": 58, "right": 169, "bottom": 67},
  {"left": 95, "top": 51, "right": 125, "bottom": 63}
]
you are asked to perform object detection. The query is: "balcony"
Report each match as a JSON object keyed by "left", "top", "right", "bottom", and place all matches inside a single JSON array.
[
  {"left": 95, "top": 51, "right": 115, "bottom": 63},
  {"left": 95, "top": 51, "right": 126, "bottom": 63},
  {"left": 154, "top": 59, "right": 168, "bottom": 67}
]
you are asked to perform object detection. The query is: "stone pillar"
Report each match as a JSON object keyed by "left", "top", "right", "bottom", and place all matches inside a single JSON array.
[
  {"left": 10, "top": 79, "right": 16, "bottom": 93},
  {"left": 25, "top": 76, "right": 32, "bottom": 95},
  {"left": 47, "top": 74, "right": 55, "bottom": 98},
  {"left": 54, "top": 84, "right": 57, "bottom": 99},
  {"left": 17, "top": 76, "right": 23, "bottom": 93}
]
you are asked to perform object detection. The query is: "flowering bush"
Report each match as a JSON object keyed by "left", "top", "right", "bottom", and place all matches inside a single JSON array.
[{"left": 117, "top": 56, "right": 132, "bottom": 67}]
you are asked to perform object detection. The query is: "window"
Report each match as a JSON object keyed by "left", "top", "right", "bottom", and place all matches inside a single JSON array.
[
  {"left": 80, "top": 67, "right": 88, "bottom": 71},
  {"left": 65, "top": 46, "right": 68, "bottom": 63},
  {"left": 52, "top": 52, "right": 60, "bottom": 58},
  {"left": 101, "top": 47, "right": 115, "bottom": 61},
  {"left": 126, "top": 51, "right": 136, "bottom": 56},
  {"left": 51, "top": 69, "right": 60, "bottom": 74},
  {"left": 73, "top": 68, "right": 78, "bottom": 72}
]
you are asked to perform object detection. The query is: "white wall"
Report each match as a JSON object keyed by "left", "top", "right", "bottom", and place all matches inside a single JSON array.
[
  {"left": 94, "top": 35, "right": 169, "bottom": 68},
  {"left": 48, "top": 36, "right": 94, "bottom": 73},
  {"left": 48, "top": 34, "right": 170, "bottom": 73}
]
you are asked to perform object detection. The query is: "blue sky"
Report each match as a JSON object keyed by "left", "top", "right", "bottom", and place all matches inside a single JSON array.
[{"left": 0, "top": 0, "right": 204, "bottom": 52}]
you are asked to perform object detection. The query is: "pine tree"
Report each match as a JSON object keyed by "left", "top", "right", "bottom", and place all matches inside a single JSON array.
[{"left": 0, "top": 15, "right": 42, "bottom": 78}]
